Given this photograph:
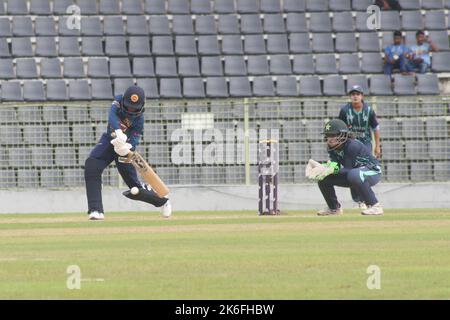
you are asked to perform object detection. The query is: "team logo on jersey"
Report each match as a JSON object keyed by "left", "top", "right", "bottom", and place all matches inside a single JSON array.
[{"left": 131, "top": 94, "right": 139, "bottom": 103}]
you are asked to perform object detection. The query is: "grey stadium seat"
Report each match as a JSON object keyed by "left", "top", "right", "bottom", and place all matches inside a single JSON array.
[
  {"left": 149, "top": 16, "right": 170, "bottom": 35},
  {"left": 433, "top": 161, "right": 450, "bottom": 181},
  {"left": 122, "top": 0, "right": 144, "bottom": 14},
  {"left": 393, "top": 75, "right": 416, "bottom": 95},
  {"left": 315, "top": 54, "right": 337, "bottom": 74},
  {"left": 42, "top": 105, "right": 65, "bottom": 122},
  {"left": 253, "top": 77, "right": 275, "bottom": 97},
  {"left": 99, "top": 0, "right": 120, "bottom": 14},
  {"left": 264, "top": 14, "right": 286, "bottom": 34},
  {"left": 160, "top": 78, "right": 182, "bottom": 98},
  {"left": 269, "top": 55, "right": 292, "bottom": 75},
  {"left": 0, "top": 59, "right": 15, "bottom": 79},
  {"left": 77, "top": 0, "right": 98, "bottom": 14},
  {"left": 402, "top": 11, "right": 424, "bottom": 30},
  {"left": 12, "top": 16, "right": 33, "bottom": 36},
  {"left": 241, "top": 14, "right": 263, "bottom": 34},
  {"left": 63, "top": 58, "right": 85, "bottom": 78},
  {"left": 23, "top": 81, "right": 46, "bottom": 101},
  {"left": 424, "top": 10, "right": 446, "bottom": 30},
  {"left": 405, "top": 141, "right": 428, "bottom": 160},
  {"left": 11, "top": 38, "right": 33, "bottom": 57},
  {"left": 178, "top": 57, "right": 201, "bottom": 77},
  {"left": 224, "top": 55, "right": 247, "bottom": 76},
  {"left": 91, "top": 79, "right": 113, "bottom": 100},
  {"left": 429, "top": 140, "right": 450, "bottom": 160},
  {"left": 377, "top": 119, "right": 401, "bottom": 139},
  {"left": 311, "top": 33, "right": 334, "bottom": 53},
  {"left": 81, "top": 37, "right": 104, "bottom": 56},
  {"left": 35, "top": 17, "right": 56, "bottom": 36},
  {"left": 289, "top": 33, "right": 312, "bottom": 54},
  {"left": 426, "top": 118, "right": 448, "bottom": 138},
  {"left": 175, "top": 36, "right": 197, "bottom": 56},
  {"left": 332, "top": 12, "right": 354, "bottom": 32},
  {"left": 402, "top": 118, "right": 424, "bottom": 139},
  {"left": 309, "top": 12, "right": 332, "bottom": 33},
  {"left": 422, "top": 0, "right": 444, "bottom": 9},
  {"left": 299, "top": 76, "right": 321, "bottom": 96},
  {"left": 114, "top": 78, "right": 134, "bottom": 95},
  {"left": 305, "top": 119, "right": 326, "bottom": 140},
  {"left": 339, "top": 54, "right": 361, "bottom": 74},
  {"left": 183, "top": 78, "right": 205, "bottom": 98},
  {"left": 17, "top": 169, "right": 39, "bottom": 188},
  {"left": 293, "top": 54, "right": 315, "bottom": 74},
  {"left": 195, "top": 15, "right": 217, "bottom": 34},
  {"left": 40, "top": 58, "right": 63, "bottom": 78},
  {"left": 358, "top": 32, "right": 381, "bottom": 52},
  {"left": 330, "top": 0, "right": 351, "bottom": 11},
  {"left": 355, "top": 12, "right": 371, "bottom": 32},
  {"left": 0, "top": 38, "right": 11, "bottom": 57},
  {"left": 17, "top": 105, "right": 42, "bottom": 122},
  {"left": 144, "top": 0, "right": 166, "bottom": 14},
  {"left": 214, "top": 0, "right": 235, "bottom": 13},
  {"left": 428, "top": 31, "right": 450, "bottom": 51},
  {"left": 16, "top": 58, "right": 38, "bottom": 78},
  {"left": 286, "top": 13, "right": 307, "bottom": 33},
  {"left": 80, "top": 16, "right": 103, "bottom": 36},
  {"left": 381, "top": 141, "right": 404, "bottom": 161},
  {"left": 361, "top": 52, "right": 383, "bottom": 73},
  {"left": 218, "top": 15, "right": 240, "bottom": 34},
  {"left": 385, "top": 163, "right": 407, "bottom": 181},
  {"left": 417, "top": 74, "right": 440, "bottom": 95},
  {"left": 284, "top": 0, "right": 306, "bottom": 12},
  {"left": 103, "top": 16, "right": 125, "bottom": 35},
  {"left": 7, "top": 0, "right": 27, "bottom": 14},
  {"left": 323, "top": 75, "right": 345, "bottom": 96},
  {"left": 306, "top": 0, "right": 328, "bottom": 11},
  {"left": 261, "top": 0, "right": 281, "bottom": 13},
  {"left": 221, "top": 35, "right": 244, "bottom": 54},
  {"left": 68, "top": 80, "right": 91, "bottom": 100},
  {"left": 198, "top": 35, "right": 221, "bottom": 55},
  {"left": 126, "top": 15, "right": 149, "bottom": 35},
  {"left": 276, "top": 76, "right": 298, "bottom": 96},
  {"left": 247, "top": 55, "right": 270, "bottom": 75},
  {"left": 410, "top": 162, "right": 433, "bottom": 182},
  {"left": 110, "top": 58, "right": 132, "bottom": 78},
  {"left": 136, "top": 78, "right": 159, "bottom": 98},
  {"left": 35, "top": 37, "right": 58, "bottom": 57},
  {"left": 152, "top": 36, "right": 174, "bottom": 55},
  {"left": 335, "top": 33, "right": 357, "bottom": 53},
  {"left": 8, "top": 148, "right": 32, "bottom": 168},
  {"left": 370, "top": 75, "right": 393, "bottom": 95},
  {"left": 105, "top": 36, "right": 128, "bottom": 56},
  {"left": 398, "top": 0, "right": 420, "bottom": 10},
  {"left": 191, "top": 0, "right": 212, "bottom": 14},
  {"left": 54, "top": 147, "right": 77, "bottom": 166},
  {"left": 58, "top": 16, "right": 80, "bottom": 36},
  {"left": 201, "top": 56, "right": 223, "bottom": 76},
  {"left": 206, "top": 77, "right": 228, "bottom": 97},
  {"left": 0, "top": 17, "right": 11, "bottom": 37},
  {"left": 172, "top": 15, "right": 194, "bottom": 35},
  {"left": 129, "top": 36, "right": 151, "bottom": 56},
  {"left": 58, "top": 37, "right": 81, "bottom": 56},
  {"left": 229, "top": 77, "right": 252, "bottom": 97},
  {"left": 346, "top": 75, "right": 369, "bottom": 95},
  {"left": 244, "top": 34, "right": 267, "bottom": 54},
  {"left": 168, "top": 0, "right": 189, "bottom": 14},
  {"left": 431, "top": 52, "right": 450, "bottom": 72},
  {"left": 267, "top": 34, "right": 289, "bottom": 54},
  {"left": 46, "top": 80, "right": 68, "bottom": 100},
  {"left": 380, "top": 11, "right": 401, "bottom": 30},
  {"left": 30, "top": 0, "right": 52, "bottom": 15},
  {"left": 237, "top": 0, "right": 259, "bottom": 13},
  {"left": 155, "top": 57, "right": 177, "bottom": 77},
  {"left": 87, "top": 57, "right": 109, "bottom": 78},
  {"left": 53, "top": 0, "right": 72, "bottom": 14},
  {"left": 0, "top": 82, "right": 22, "bottom": 101},
  {"left": 133, "top": 57, "right": 155, "bottom": 77}
]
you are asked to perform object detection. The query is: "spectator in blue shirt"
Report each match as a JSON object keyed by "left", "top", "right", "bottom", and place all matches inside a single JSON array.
[
  {"left": 383, "top": 31, "right": 413, "bottom": 76},
  {"left": 409, "top": 30, "right": 438, "bottom": 74}
]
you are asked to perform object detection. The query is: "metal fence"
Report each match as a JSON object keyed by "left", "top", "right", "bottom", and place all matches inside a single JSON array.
[{"left": 0, "top": 96, "right": 449, "bottom": 189}]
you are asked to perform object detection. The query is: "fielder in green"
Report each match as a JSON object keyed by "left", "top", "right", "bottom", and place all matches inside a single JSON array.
[{"left": 338, "top": 85, "right": 381, "bottom": 209}]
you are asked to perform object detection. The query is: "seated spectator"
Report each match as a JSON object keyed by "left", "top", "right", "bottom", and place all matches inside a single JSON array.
[
  {"left": 409, "top": 30, "right": 438, "bottom": 74},
  {"left": 375, "top": 0, "right": 402, "bottom": 10},
  {"left": 383, "top": 30, "right": 413, "bottom": 77}
]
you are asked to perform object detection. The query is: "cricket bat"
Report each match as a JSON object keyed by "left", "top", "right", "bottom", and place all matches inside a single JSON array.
[{"left": 119, "top": 151, "right": 170, "bottom": 198}]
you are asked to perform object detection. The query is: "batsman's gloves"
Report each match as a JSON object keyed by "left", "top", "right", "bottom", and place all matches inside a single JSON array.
[
  {"left": 114, "top": 129, "right": 128, "bottom": 143},
  {"left": 114, "top": 142, "right": 132, "bottom": 157}
]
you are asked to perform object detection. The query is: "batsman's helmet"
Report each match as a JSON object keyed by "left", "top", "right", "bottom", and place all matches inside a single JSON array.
[
  {"left": 323, "top": 119, "right": 349, "bottom": 150},
  {"left": 122, "top": 85, "right": 145, "bottom": 116}
]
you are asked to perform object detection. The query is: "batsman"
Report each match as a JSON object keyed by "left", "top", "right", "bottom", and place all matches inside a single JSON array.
[
  {"left": 305, "top": 119, "right": 383, "bottom": 216},
  {"left": 84, "top": 85, "right": 172, "bottom": 220}
]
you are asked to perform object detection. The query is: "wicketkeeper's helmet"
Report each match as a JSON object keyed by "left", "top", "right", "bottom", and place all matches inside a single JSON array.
[{"left": 323, "top": 119, "right": 349, "bottom": 150}]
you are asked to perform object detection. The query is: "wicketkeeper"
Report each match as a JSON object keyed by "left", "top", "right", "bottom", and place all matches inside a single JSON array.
[
  {"left": 84, "top": 85, "right": 172, "bottom": 220},
  {"left": 305, "top": 119, "right": 383, "bottom": 216}
]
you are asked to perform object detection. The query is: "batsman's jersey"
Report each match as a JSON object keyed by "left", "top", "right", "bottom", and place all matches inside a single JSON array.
[
  {"left": 338, "top": 103, "right": 379, "bottom": 145},
  {"left": 106, "top": 94, "right": 144, "bottom": 150},
  {"left": 328, "top": 139, "right": 381, "bottom": 175}
]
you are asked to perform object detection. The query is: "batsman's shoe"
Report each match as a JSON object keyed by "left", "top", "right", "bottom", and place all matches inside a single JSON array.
[
  {"left": 361, "top": 203, "right": 383, "bottom": 216},
  {"left": 161, "top": 199, "right": 172, "bottom": 218},
  {"left": 353, "top": 202, "right": 368, "bottom": 210},
  {"left": 317, "top": 207, "right": 343, "bottom": 216},
  {"left": 88, "top": 211, "right": 104, "bottom": 220}
]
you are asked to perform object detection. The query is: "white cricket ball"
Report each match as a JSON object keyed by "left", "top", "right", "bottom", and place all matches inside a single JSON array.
[{"left": 130, "top": 187, "right": 139, "bottom": 195}]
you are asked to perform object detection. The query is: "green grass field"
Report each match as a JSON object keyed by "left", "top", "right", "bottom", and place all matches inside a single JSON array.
[{"left": 0, "top": 209, "right": 449, "bottom": 299}]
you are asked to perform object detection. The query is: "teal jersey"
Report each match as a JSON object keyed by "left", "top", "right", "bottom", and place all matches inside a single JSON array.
[{"left": 338, "top": 102, "right": 379, "bottom": 145}]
